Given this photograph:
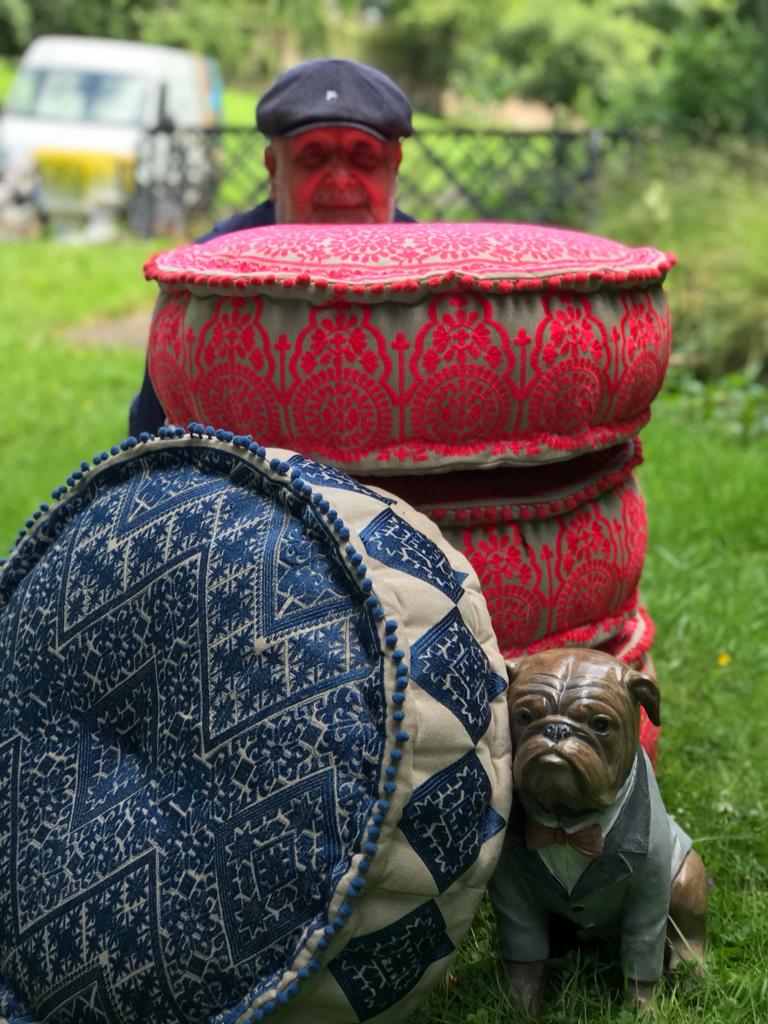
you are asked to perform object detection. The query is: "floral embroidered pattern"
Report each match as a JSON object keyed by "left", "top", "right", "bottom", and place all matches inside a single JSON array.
[
  {"left": 417, "top": 294, "right": 508, "bottom": 372},
  {"left": 301, "top": 306, "right": 381, "bottom": 375},
  {"left": 142, "top": 222, "right": 670, "bottom": 767},
  {"left": 540, "top": 296, "right": 606, "bottom": 365},
  {"left": 145, "top": 222, "right": 675, "bottom": 292},
  {"left": 435, "top": 474, "right": 646, "bottom": 654},
  {"left": 147, "top": 228, "right": 671, "bottom": 473}
]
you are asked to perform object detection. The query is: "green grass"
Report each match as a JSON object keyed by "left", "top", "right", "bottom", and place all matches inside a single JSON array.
[
  {"left": 0, "top": 240, "right": 156, "bottom": 549},
  {"left": 1, "top": 243, "right": 767, "bottom": 1022},
  {"left": 223, "top": 83, "right": 256, "bottom": 127}
]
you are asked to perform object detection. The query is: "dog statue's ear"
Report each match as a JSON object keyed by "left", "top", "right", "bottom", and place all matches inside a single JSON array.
[
  {"left": 626, "top": 669, "right": 661, "bottom": 726},
  {"left": 505, "top": 658, "right": 522, "bottom": 687}
]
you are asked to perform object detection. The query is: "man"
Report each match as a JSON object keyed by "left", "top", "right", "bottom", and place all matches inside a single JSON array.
[{"left": 130, "top": 58, "right": 414, "bottom": 435}]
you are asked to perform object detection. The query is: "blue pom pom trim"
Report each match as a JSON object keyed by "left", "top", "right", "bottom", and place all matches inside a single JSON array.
[{"left": 1, "top": 424, "right": 415, "bottom": 1020}]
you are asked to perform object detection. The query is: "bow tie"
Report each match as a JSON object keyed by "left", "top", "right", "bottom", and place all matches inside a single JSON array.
[{"left": 526, "top": 819, "right": 604, "bottom": 858}]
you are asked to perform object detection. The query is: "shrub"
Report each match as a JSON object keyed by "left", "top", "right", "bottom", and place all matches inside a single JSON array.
[{"left": 595, "top": 138, "right": 768, "bottom": 380}]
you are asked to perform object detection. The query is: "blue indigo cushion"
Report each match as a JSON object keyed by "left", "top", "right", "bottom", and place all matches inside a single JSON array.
[{"left": 0, "top": 430, "right": 511, "bottom": 1024}]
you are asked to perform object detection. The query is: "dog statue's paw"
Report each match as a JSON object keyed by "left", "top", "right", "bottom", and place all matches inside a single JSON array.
[
  {"left": 624, "top": 979, "right": 658, "bottom": 1016},
  {"left": 501, "top": 959, "right": 546, "bottom": 1019},
  {"left": 667, "top": 946, "right": 706, "bottom": 994},
  {"left": 667, "top": 941, "right": 706, "bottom": 978}
]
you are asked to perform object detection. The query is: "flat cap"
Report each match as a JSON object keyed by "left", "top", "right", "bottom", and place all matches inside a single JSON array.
[{"left": 256, "top": 58, "right": 413, "bottom": 141}]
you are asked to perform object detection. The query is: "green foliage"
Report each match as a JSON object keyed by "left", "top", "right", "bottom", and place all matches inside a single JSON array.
[
  {"left": 2, "top": 1, "right": 765, "bottom": 139},
  {"left": 595, "top": 139, "right": 768, "bottom": 379},
  {"left": 0, "top": 0, "right": 347, "bottom": 82},
  {"left": 483, "top": 1, "right": 664, "bottom": 120},
  {"left": 364, "top": 0, "right": 768, "bottom": 137},
  {"left": 0, "top": 52, "right": 15, "bottom": 96},
  {"left": 650, "top": 12, "right": 763, "bottom": 136},
  {"left": 363, "top": 0, "right": 483, "bottom": 114},
  {"left": 666, "top": 365, "right": 768, "bottom": 443},
  {"left": 136, "top": 0, "right": 264, "bottom": 81},
  {"left": 0, "top": 0, "right": 30, "bottom": 51},
  {"left": 136, "top": 0, "right": 333, "bottom": 83},
  {"left": 0, "top": 0, "right": 156, "bottom": 53}
]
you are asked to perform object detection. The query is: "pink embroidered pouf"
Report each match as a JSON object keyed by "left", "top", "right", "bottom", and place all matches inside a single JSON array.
[{"left": 144, "top": 222, "right": 674, "bottom": 762}]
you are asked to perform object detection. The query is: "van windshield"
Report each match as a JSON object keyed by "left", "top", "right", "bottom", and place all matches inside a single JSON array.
[{"left": 5, "top": 68, "right": 149, "bottom": 125}]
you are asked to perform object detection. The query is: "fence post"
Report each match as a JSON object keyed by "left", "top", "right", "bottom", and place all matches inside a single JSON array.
[
  {"left": 128, "top": 129, "right": 166, "bottom": 237},
  {"left": 586, "top": 129, "right": 605, "bottom": 225}
]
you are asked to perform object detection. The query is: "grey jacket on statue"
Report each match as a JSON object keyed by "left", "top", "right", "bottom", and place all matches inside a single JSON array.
[{"left": 488, "top": 750, "right": 692, "bottom": 983}]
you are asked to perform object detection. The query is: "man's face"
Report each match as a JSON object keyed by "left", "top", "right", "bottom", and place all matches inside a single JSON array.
[{"left": 265, "top": 126, "right": 402, "bottom": 224}]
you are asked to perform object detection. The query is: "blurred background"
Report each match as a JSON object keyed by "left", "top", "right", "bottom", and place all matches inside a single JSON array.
[
  {"left": 0, "top": 2, "right": 765, "bottom": 383},
  {"left": 0, "top": 5, "right": 766, "bottom": 1022},
  {"left": 1, "top": 2, "right": 767, "bottom": 390}
]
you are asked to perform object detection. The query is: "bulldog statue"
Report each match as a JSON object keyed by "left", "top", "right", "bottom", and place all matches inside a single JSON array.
[{"left": 489, "top": 648, "right": 707, "bottom": 1016}]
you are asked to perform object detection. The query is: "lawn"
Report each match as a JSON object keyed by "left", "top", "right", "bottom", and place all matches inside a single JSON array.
[
  {"left": 0, "top": 240, "right": 766, "bottom": 1022},
  {"left": 0, "top": 239, "right": 156, "bottom": 549}
]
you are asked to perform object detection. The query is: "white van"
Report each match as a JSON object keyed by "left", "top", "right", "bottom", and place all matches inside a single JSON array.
[{"left": 0, "top": 35, "right": 223, "bottom": 231}]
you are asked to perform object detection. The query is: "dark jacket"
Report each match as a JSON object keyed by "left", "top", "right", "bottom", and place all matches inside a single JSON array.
[
  {"left": 129, "top": 200, "right": 416, "bottom": 436},
  {"left": 488, "top": 750, "right": 692, "bottom": 983}
]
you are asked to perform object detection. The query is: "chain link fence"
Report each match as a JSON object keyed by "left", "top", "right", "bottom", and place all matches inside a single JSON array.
[{"left": 128, "top": 126, "right": 635, "bottom": 236}]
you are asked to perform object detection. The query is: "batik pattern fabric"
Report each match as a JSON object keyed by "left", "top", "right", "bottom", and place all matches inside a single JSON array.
[
  {"left": 0, "top": 431, "right": 511, "bottom": 1024},
  {"left": 144, "top": 222, "right": 673, "bottom": 475}
]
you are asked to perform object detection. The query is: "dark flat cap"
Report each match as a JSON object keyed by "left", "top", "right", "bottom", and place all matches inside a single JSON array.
[{"left": 256, "top": 58, "right": 413, "bottom": 140}]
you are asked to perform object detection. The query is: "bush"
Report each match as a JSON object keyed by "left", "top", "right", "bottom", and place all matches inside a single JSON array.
[
  {"left": 595, "top": 138, "right": 768, "bottom": 380},
  {"left": 665, "top": 364, "right": 768, "bottom": 443}
]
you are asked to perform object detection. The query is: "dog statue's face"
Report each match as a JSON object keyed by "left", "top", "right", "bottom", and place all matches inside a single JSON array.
[{"left": 507, "top": 649, "right": 660, "bottom": 816}]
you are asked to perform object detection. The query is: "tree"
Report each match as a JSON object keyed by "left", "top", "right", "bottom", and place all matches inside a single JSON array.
[
  {"left": 0, "top": 0, "right": 31, "bottom": 52},
  {"left": 648, "top": 0, "right": 766, "bottom": 136},
  {"left": 362, "top": 0, "right": 492, "bottom": 115},
  {"left": 3, "top": 0, "right": 764, "bottom": 137},
  {"left": 362, "top": 0, "right": 667, "bottom": 122},
  {"left": 0, "top": 0, "right": 157, "bottom": 53},
  {"left": 138, "top": 0, "right": 345, "bottom": 83},
  {"left": 362, "top": 0, "right": 767, "bottom": 136}
]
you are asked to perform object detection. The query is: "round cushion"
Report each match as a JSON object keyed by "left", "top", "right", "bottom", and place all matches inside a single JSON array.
[
  {"left": 364, "top": 439, "right": 660, "bottom": 766},
  {"left": 370, "top": 439, "right": 659, "bottom": 767},
  {"left": 144, "top": 222, "right": 673, "bottom": 475},
  {"left": 364, "top": 440, "right": 647, "bottom": 655},
  {"left": 0, "top": 429, "right": 511, "bottom": 1024}
]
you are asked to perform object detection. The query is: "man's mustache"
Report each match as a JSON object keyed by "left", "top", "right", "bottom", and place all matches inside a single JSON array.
[{"left": 312, "top": 185, "right": 369, "bottom": 207}]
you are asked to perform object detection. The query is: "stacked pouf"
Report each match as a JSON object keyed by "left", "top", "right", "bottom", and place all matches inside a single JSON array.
[{"left": 144, "top": 222, "right": 674, "bottom": 760}]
